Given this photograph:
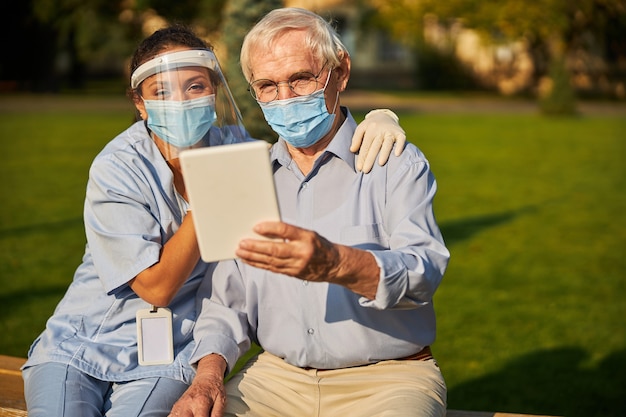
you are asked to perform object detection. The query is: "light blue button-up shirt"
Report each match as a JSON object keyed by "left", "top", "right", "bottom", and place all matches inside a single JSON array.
[
  {"left": 191, "top": 109, "right": 450, "bottom": 371},
  {"left": 23, "top": 121, "right": 248, "bottom": 383}
]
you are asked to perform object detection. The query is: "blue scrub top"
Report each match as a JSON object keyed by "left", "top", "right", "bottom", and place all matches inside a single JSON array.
[{"left": 24, "top": 121, "right": 248, "bottom": 383}]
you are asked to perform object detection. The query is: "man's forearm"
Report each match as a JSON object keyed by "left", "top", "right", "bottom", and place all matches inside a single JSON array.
[
  {"left": 331, "top": 244, "right": 380, "bottom": 300},
  {"left": 196, "top": 353, "right": 228, "bottom": 379}
]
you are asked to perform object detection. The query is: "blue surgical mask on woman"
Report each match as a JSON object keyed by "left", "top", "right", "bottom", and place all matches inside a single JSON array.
[
  {"left": 144, "top": 95, "right": 217, "bottom": 148},
  {"left": 258, "top": 71, "right": 338, "bottom": 148}
]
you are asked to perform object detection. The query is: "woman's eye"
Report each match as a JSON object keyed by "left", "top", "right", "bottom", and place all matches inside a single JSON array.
[{"left": 189, "top": 83, "right": 206, "bottom": 92}]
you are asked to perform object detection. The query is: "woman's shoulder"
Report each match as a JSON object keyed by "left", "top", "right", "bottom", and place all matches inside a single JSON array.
[
  {"left": 89, "top": 121, "right": 164, "bottom": 178},
  {"left": 97, "top": 121, "right": 152, "bottom": 157}
]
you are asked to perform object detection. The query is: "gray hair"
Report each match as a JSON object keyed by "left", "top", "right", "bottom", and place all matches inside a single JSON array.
[{"left": 240, "top": 7, "right": 348, "bottom": 82}]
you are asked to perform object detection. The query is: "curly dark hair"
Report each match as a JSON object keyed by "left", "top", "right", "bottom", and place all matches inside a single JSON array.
[{"left": 129, "top": 24, "right": 212, "bottom": 76}]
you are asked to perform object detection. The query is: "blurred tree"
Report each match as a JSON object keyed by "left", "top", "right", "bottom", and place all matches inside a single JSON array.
[
  {"left": 0, "top": 0, "right": 57, "bottom": 91},
  {"left": 135, "top": 0, "right": 227, "bottom": 37},
  {"left": 362, "top": 0, "right": 423, "bottom": 50},
  {"left": 3, "top": 0, "right": 229, "bottom": 92},
  {"left": 220, "top": 0, "right": 281, "bottom": 142},
  {"left": 366, "top": 0, "right": 626, "bottom": 105},
  {"left": 28, "top": 0, "right": 144, "bottom": 90},
  {"left": 539, "top": 57, "right": 578, "bottom": 115}
]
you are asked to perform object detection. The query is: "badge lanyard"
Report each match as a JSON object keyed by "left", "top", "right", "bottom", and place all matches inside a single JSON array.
[{"left": 136, "top": 306, "right": 174, "bottom": 366}]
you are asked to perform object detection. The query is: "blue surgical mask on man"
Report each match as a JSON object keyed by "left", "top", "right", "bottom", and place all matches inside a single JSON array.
[
  {"left": 144, "top": 95, "right": 217, "bottom": 148},
  {"left": 258, "top": 70, "right": 338, "bottom": 148}
]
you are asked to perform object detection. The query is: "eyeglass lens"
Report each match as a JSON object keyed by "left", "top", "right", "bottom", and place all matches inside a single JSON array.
[{"left": 249, "top": 63, "right": 327, "bottom": 102}]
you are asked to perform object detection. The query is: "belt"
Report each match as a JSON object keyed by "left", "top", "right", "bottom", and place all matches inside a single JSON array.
[
  {"left": 395, "top": 345, "right": 433, "bottom": 362},
  {"left": 302, "top": 346, "right": 433, "bottom": 371}
]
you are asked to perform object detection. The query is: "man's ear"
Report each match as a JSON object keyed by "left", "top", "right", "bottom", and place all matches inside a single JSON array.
[{"left": 335, "top": 53, "right": 351, "bottom": 92}]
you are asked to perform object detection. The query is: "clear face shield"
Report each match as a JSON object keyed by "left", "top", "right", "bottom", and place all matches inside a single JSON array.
[{"left": 131, "top": 49, "right": 251, "bottom": 160}]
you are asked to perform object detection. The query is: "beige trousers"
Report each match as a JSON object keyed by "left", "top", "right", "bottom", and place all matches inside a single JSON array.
[{"left": 224, "top": 351, "right": 447, "bottom": 417}]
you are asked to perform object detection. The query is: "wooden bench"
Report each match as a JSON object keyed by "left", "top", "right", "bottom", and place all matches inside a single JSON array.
[
  {"left": 447, "top": 412, "right": 557, "bottom": 417},
  {"left": 0, "top": 355, "right": 27, "bottom": 417},
  {"left": 0, "top": 355, "right": 557, "bottom": 417}
]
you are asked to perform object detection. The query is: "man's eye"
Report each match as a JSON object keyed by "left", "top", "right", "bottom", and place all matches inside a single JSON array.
[
  {"left": 257, "top": 82, "right": 275, "bottom": 91},
  {"left": 291, "top": 78, "right": 313, "bottom": 88},
  {"left": 291, "top": 73, "right": 315, "bottom": 83}
]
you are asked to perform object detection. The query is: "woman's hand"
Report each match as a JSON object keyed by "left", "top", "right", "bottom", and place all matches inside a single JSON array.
[{"left": 350, "top": 109, "right": 406, "bottom": 173}]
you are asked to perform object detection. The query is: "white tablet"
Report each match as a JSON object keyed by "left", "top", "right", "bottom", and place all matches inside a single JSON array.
[{"left": 180, "top": 141, "right": 281, "bottom": 263}]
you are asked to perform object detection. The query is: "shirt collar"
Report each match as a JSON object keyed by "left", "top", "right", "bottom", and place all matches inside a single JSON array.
[{"left": 269, "top": 107, "right": 358, "bottom": 173}]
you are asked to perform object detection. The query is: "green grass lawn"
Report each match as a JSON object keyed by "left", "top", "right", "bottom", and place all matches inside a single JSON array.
[
  {"left": 413, "top": 114, "right": 626, "bottom": 416},
  {"left": 1, "top": 94, "right": 624, "bottom": 416}
]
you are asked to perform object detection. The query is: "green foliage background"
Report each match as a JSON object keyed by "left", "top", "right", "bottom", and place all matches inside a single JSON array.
[{"left": 1, "top": 94, "right": 625, "bottom": 416}]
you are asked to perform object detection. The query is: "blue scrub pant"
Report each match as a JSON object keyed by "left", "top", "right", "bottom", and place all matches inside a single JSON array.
[{"left": 23, "top": 362, "right": 189, "bottom": 417}]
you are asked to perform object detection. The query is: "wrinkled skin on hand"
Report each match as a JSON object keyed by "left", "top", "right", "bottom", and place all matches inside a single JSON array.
[
  {"left": 236, "top": 221, "right": 341, "bottom": 282},
  {"left": 168, "top": 374, "right": 226, "bottom": 417},
  {"left": 236, "top": 221, "right": 380, "bottom": 299}
]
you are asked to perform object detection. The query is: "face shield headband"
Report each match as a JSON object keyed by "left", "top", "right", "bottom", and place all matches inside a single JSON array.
[{"left": 131, "top": 49, "right": 252, "bottom": 160}]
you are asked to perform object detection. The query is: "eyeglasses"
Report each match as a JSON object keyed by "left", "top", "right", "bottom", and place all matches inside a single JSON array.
[{"left": 248, "top": 63, "right": 329, "bottom": 103}]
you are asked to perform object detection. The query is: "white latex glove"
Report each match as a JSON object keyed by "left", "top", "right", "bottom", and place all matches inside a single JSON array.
[{"left": 350, "top": 109, "right": 407, "bottom": 173}]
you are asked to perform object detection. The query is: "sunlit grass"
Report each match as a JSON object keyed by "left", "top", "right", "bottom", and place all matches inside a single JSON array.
[
  {"left": 1, "top": 95, "right": 624, "bottom": 416},
  {"left": 404, "top": 113, "right": 626, "bottom": 416},
  {"left": 1, "top": 108, "right": 134, "bottom": 356}
]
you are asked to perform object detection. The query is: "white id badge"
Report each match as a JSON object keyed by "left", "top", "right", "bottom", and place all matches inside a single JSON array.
[{"left": 136, "top": 307, "right": 174, "bottom": 366}]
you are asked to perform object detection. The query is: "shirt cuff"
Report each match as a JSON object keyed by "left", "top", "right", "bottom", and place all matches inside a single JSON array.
[
  {"left": 189, "top": 334, "right": 241, "bottom": 374},
  {"left": 358, "top": 250, "right": 408, "bottom": 309}
]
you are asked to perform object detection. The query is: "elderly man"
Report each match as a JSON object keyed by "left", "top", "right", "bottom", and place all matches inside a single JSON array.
[{"left": 171, "top": 7, "right": 449, "bottom": 417}]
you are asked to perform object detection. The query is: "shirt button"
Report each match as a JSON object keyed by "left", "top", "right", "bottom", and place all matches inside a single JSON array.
[
  {"left": 302, "top": 182, "right": 308, "bottom": 189},
  {"left": 307, "top": 328, "right": 315, "bottom": 335},
  {"left": 303, "top": 280, "right": 309, "bottom": 286}
]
